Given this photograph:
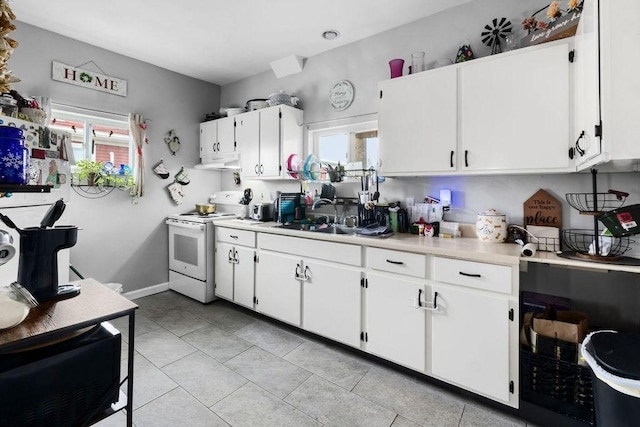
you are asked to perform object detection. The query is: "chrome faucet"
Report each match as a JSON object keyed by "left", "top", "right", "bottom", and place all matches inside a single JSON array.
[{"left": 312, "top": 198, "right": 338, "bottom": 224}]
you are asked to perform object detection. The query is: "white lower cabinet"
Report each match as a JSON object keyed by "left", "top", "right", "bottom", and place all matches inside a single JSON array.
[
  {"left": 364, "top": 247, "right": 429, "bottom": 372},
  {"left": 302, "top": 260, "right": 361, "bottom": 348},
  {"left": 223, "top": 229, "right": 520, "bottom": 409},
  {"left": 430, "top": 256, "right": 517, "bottom": 407},
  {"left": 254, "top": 251, "right": 302, "bottom": 326},
  {"left": 214, "top": 227, "right": 256, "bottom": 308},
  {"left": 365, "top": 272, "right": 428, "bottom": 372},
  {"left": 256, "top": 232, "right": 362, "bottom": 335}
]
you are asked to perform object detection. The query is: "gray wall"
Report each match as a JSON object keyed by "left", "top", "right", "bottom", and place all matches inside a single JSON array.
[{"left": 10, "top": 22, "right": 223, "bottom": 291}]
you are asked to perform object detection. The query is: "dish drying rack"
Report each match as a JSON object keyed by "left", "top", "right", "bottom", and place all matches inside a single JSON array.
[
  {"left": 562, "top": 169, "right": 632, "bottom": 261},
  {"left": 286, "top": 153, "right": 377, "bottom": 183}
]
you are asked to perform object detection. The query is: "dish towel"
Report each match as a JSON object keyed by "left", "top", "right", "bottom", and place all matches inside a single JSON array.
[{"left": 356, "top": 223, "right": 393, "bottom": 237}]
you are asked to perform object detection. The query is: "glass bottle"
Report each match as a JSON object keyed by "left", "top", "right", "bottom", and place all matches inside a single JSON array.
[{"left": 411, "top": 52, "right": 425, "bottom": 73}]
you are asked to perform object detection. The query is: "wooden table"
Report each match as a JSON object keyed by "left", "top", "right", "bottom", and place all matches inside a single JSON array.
[{"left": 0, "top": 278, "right": 138, "bottom": 426}]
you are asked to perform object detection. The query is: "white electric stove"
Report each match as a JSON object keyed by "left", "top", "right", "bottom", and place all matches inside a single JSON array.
[{"left": 166, "top": 191, "right": 248, "bottom": 303}]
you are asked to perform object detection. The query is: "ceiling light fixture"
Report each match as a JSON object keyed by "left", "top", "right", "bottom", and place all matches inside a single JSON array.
[{"left": 322, "top": 30, "right": 340, "bottom": 40}]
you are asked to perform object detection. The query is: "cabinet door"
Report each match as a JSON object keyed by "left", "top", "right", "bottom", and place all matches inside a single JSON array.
[
  {"left": 216, "top": 116, "right": 236, "bottom": 154},
  {"left": 234, "top": 245, "right": 255, "bottom": 309},
  {"left": 573, "top": 0, "right": 600, "bottom": 168},
  {"left": 366, "top": 272, "right": 426, "bottom": 372},
  {"left": 214, "top": 241, "right": 234, "bottom": 300},
  {"left": 237, "top": 111, "right": 261, "bottom": 177},
  {"left": 378, "top": 67, "right": 457, "bottom": 175},
  {"left": 199, "top": 121, "right": 217, "bottom": 158},
  {"left": 258, "top": 107, "right": 282, "bottom": 178},
  {"left": 460, "top": 43, "right": 571, "bottom": 172},
  {"left": 255, "top": 251, "right": 301, "bottom": 326},
  {"left": 302, "top": 259, "right": 361, "bottom": 348},
  {"left": 431, "top": 283, "right": 511, "bottom": 403}
]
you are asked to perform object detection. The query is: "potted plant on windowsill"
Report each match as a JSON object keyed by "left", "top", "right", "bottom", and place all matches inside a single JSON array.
[{"left": 73, "top": 159, "right": 104, "bottom": 186}]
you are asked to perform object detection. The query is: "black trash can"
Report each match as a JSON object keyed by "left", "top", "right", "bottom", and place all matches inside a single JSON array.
[{"left": 582, "top": 331, "right": 640, "bottom": 427}]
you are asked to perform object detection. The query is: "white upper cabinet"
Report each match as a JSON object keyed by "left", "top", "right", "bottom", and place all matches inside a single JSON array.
[
  {"left": 199, "top": 116, "right": 236, "bottom": 163},
  {"left": 237, "top": 105, "right": 303, "bottom": 179},
  {"left": 237, "top": 110, "right": 261, "bottom": 176},
  {"left": 378, "top": 40, "right": 574, "bottom": 176},
  {"left": 573, "top": 0, "right": 640, "bottom": 170},
  {"left": 378, "top": 67, "right": 458, "bottom": 175},
  {"left": 460, "top": 42, "right": 572, "bottom": 173},
  {"left": 573, "top": 0, "right": 601, "bottom": 167}
]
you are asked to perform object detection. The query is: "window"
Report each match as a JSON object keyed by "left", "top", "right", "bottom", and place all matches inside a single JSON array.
[
  {"left": 49, "top": 105, "right": 132, "bottom": 174},
  {"left": 308, "top": 115, "right": 378, "bottom": 171}
]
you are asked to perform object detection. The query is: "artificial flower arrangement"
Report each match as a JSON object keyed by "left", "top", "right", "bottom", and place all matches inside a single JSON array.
[
  {"left": 520, "top": 0, "right": 583, "bottom": 47},
  {"left": 522, "top": 0, "right": 584, "bottom": 34}
]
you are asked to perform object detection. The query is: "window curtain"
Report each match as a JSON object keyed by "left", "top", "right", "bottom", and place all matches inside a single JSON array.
[{"left": 129, "top": 113, "right": 147, "bottom": 198}]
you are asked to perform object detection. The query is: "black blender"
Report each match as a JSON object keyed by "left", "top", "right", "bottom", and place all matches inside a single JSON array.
[{"left": 0, "top": 199, "right": 81, "bottom": 303}]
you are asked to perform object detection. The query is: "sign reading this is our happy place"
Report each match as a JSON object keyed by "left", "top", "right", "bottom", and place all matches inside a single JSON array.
[{"left": 52, "top": 61, "right": 127, "bottom": 97}]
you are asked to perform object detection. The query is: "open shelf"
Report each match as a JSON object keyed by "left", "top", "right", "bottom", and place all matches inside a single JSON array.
[{"left": 0, "top": 184, "right": 52, "bottom": 194}]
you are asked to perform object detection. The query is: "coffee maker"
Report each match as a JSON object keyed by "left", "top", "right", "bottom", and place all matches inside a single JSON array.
[
  {"left": 0, "top": 199, "right": 81, "bottom": 303},
  {"left": 17, "top": 225, "right": 80, "bottom": 302}
]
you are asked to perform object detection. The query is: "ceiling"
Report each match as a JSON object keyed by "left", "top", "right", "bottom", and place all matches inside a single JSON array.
[{"left": 12, "top": 0, "right": 471, "bottom": 86}]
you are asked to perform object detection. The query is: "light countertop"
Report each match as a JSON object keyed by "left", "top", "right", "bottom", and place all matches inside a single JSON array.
[{"left": 214, "top": 219, "right": 640, "bottom": 274}]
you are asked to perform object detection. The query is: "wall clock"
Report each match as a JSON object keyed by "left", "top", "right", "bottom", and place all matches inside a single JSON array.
[{"left": 329, "top": 80, "right": 354, "bottom": 111}]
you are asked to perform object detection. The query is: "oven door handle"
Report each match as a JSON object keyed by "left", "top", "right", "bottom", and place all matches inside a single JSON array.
[{"left": 166, "top": 220, "right": 205, "bottom": 231}]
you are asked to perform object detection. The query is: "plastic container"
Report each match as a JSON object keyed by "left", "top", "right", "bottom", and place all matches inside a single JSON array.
[
  {"left": 0, "top": 125, "right": 28, "bottom": 184},
  {"left": 582, "top": 331, "right": 640, "bottom": 427}
]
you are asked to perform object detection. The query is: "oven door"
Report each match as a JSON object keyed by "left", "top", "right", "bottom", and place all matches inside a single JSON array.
[{"left": 167, "top": 219, "right": 208, "bottom": 281}]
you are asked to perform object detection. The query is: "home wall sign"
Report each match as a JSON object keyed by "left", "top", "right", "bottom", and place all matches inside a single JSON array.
[{"left": 51, "top": 61, "right": 128, "bottom": 97}]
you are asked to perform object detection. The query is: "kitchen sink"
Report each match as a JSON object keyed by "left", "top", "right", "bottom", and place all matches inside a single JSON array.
[
  {"left": 273, "top": 223, "right": 358, "bottom": 235},
  {"left": 273, "top": 223, "right": 394, "bottom": 238}
]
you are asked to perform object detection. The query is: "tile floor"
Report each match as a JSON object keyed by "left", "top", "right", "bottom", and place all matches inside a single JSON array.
[{"left": 99, "top": 290, "right": 536, "bottom": 427}]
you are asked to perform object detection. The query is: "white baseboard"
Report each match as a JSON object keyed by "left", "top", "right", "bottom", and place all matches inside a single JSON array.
[{"left": 124, "top": 282, "right": 169, "bottom": 300}]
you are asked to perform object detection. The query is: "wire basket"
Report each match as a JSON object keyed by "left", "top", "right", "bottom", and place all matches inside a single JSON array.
[
  {"left": 521, "top": 349, "right": 595, "bottom": 425},
  {"left": 565, "top": 190, "right": 628, "bottom": 213},
  {"left": 562, "top": 229, "right": 632, "bottom": 257}
]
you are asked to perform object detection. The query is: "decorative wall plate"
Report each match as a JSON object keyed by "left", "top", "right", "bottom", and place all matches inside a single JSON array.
[{"left": 329, "top": 80, "right": 354, "bottom": 111}]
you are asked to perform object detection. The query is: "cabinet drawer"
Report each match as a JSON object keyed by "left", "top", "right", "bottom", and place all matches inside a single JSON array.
[
  {"left": 216, "top": 227, "right": 255, "bottom": 247},
  {"left": 366, "top": 247, "right": 427, "bottom": 278},
  {"left": 433, "top": 257, "right": 512, "bottom": 294},
  {"left": 258, "top": 233, "right": 361, "bottom": 266}
]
